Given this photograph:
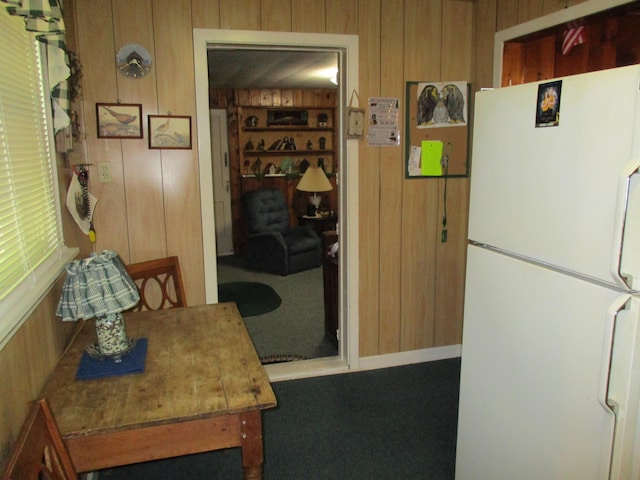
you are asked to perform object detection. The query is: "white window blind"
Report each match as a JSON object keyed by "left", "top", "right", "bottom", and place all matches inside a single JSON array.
[{"left": 0, "top": 9, "right": 76, "bottom": 349}]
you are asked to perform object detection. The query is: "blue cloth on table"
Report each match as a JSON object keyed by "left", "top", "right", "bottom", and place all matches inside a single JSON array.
[{"left": 76, "top": 338, "right": 148, "bottom": 380}]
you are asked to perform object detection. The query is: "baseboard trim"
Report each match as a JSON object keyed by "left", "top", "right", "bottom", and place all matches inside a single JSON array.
[
  {"left": 355, "top": 344, "right": 461, "bottom": 372},
  {"left": 266, "top": 345, "right": 461, "bottom": 382}
]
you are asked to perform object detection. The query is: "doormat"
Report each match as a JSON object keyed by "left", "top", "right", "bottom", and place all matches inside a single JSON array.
[
  {"left": 260, "top": 354, "right": 308, "bottom": 365},
  {"left": 218, "top": 281, "right": 281, "bottom": 317}
]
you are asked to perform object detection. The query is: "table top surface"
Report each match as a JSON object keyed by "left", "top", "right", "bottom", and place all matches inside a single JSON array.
[{"left": 42, "top": 303, "right": 277, "bottom": 439}]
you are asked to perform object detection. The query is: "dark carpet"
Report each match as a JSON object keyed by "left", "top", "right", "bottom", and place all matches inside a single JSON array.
[
  {"left": 97, "top": 358, "right": 460, "bottom": 480},
  {"left": 218, "top": 281, "right": 282, "bottom": 317}
]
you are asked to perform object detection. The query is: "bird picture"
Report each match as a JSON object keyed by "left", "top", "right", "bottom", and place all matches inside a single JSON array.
[
  {"left": 102, "top": 106, "right": 137, "bottom": 125},
  {"left": 416, "top": 82, "right": 467, "bottom": 127},
  {"left": 97, "top": 104, "right": 142, "bottom": 138}
]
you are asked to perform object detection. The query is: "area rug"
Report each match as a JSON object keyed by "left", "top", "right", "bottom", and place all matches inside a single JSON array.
[{"left": 218, "top": 281, "right": 282, "bottom": 317}]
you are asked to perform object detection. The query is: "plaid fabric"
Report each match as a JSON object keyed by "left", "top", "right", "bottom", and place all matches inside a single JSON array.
[
  {"left": 1, "top": 0, "right": 70, "bottom": 132},
  {"left": 57, "top": 251, "right": 141, "bottom": 322},
  {"left": 2, "top": 0, "right": 64, "bottom": 32}
]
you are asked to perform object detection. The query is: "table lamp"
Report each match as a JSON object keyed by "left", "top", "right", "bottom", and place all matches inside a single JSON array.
[
  {"left": 56, "top": 250, "right": 140, "bottom": 362},
  {"left": 296, "top": 164, "right": 333, "bottom": 216}
]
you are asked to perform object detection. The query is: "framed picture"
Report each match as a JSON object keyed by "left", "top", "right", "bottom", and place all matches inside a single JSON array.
[
  {"left": 535, "top": 80, "right": 562, "bottom": 127},
  {"left": 96, "top": 103, "right": 142, "bottom": 139},
  {"left": 346, "top": 107, "right": 365, "bottom": 139},
  {"left": 148, "top": 115, "right": 192, "bottom": 149},
  {"left": 267, "top": 109, "right": 308, "bottom": 126}
]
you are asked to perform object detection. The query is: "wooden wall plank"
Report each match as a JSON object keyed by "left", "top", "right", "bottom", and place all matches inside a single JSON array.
[
  {"left": 292, "top": 0, "right": 326, "bottom": 32},
  {"left": 220, "top": 0, "right": 261, "bottom": 29},
  {"left": 357, "top": 0, "right": 382, "bottom": 356},
  {"left": 400, "top": 0, "right": 442, "bottom": 351},
  {"left": 326, "top": 0, "right": 358, "bottom": 34},
  {"left": 496, "top": 0, "right": 519, "bottom": 30},
  {"left": 475, "top": 0, "right": 499, "bottom": 89},
  {"left": 153, "top": 0, "right": 206, "bottom": 306},
  {"left": 75, "top": 0, "right": 130, "bottom": 260},
  {"left": 378, "top": 0, "right": 404, "bottom": 355},
  {"left": 112, "top": 0, "right": 166, "bottom": 263},
  {"left": 192, "top": 0, "right": 221, "bottom": 29},
  {"left": 261, "top": 0, "right": 293, "bottom": 31},
  {"left": 434, "top": 1, "right": 473, "bottom": 346},
  {"left": 518, "top": 0, "right": 544, "bottom": 22}
]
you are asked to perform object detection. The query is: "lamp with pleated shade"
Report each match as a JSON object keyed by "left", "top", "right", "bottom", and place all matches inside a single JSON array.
[{"left": 56, "top": 250, "right": 140, "bottom": 362}]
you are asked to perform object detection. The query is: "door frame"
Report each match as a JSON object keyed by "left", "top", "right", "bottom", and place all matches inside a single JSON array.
[{"left": 193, "top": 29, "right": 361, "bottom": 378}]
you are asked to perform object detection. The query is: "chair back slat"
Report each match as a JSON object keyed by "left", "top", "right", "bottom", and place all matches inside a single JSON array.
[
  {"left": 125, "top": 256, "right": 187, "bottom": 311},
  {"left": 1, "top": 399, "right": 78, "bottom": 480}
]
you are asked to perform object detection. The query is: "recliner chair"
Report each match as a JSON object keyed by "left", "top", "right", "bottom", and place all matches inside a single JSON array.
[{"left": 243, "top": 189, "right": 321, "bottom": 275}]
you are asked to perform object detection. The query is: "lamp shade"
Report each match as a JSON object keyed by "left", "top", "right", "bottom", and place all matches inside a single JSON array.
[
  {"left": 296, "top": 165, "right": 333, "bottom": 193},
  {"left": 56, "top": 250, "right": 140, "bottom": 322}
]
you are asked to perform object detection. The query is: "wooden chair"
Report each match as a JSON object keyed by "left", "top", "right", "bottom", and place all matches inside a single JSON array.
[
  {"left": 1, "top": 398, "right": 78, "bottom": 480},
  {"left": 125, "top": 256, "right": 187, "bottom": 311}
]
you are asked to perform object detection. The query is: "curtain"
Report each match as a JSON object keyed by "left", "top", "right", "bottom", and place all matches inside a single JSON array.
[{"left": 1, "top": 0, "right": 70, "bottom": 133}]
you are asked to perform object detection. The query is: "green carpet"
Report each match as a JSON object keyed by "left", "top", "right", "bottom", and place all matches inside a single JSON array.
[{"left": 218, "top": 281, "right": 282, "bottom": 317}]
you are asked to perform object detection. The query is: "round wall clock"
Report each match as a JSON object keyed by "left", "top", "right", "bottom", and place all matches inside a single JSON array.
[{"left": 116, "top": 44, "right": 152, "bottom": 79}]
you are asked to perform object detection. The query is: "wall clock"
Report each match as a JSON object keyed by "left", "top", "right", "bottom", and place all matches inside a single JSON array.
[{"left": 116, "top": 44, "right": 152, "bottom": 79}]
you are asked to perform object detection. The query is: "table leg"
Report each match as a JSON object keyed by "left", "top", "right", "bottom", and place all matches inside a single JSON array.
[{"left": 240, "top": 410, "right": 264, "bottom": 480}]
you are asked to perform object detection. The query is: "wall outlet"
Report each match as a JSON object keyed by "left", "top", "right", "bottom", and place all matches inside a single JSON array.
[{"left": 98, "top": 162, "right": 112, "bottom": 182}]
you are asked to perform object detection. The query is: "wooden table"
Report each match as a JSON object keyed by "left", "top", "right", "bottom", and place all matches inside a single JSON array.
[{"left": 41, "top": 303, "right": 277, "bottom": 479}]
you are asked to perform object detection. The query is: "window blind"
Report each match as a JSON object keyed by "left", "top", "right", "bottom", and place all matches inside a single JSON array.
[{"left": 0, "top": 9, "right": 75, "bottom": 348}]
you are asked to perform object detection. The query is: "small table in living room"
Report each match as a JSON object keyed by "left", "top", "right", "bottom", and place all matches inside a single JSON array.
[
  {"left": 297, "top": 212, "right": 338, "bottom": 235},
  {"left": 41, "top": 303, "right": 277, "bottom": 480}
]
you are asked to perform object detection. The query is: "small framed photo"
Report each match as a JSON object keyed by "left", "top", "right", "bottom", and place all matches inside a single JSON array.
[
  {"left": 148, "top": 115, "right": 192, "bottom": 149},
  {"left": 346, "top": 107, "right": 365, "bottom": 139},
  {"left": 96, "top": 103, "right": 142, "bottom": 139},
  {"left": 536, "top": 80, "right": 562, "bottom": 128}
]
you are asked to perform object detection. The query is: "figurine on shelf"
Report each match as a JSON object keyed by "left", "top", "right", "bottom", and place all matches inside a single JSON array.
[
  {"left": 244, "top": 160, "right": 251, "bottom": 175},
  {"left": 245, "top": 139, "right": 254, "bottom": 151},
  {"left": 252, "top": 158, "right": 262, "bottom": 175},
  {"left": 306, "top": 140, "right": 313, "bottom": 150},
  {"left": 257, "top": 139, "right": 265, "bottom": 150},
  {"left": 319, "top": 136, "right": 326, "bottom": 150}
]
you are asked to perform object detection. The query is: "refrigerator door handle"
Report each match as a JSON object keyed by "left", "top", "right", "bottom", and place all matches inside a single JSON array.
[
  {"left": 602, "top": 295, "right": 629, "bottom": 414},
  {"left": 612, "top": 160, "right": 640, "bottom": 291},
  {"left": 605, "top": 295, "right": 640, "bottom": 479}
]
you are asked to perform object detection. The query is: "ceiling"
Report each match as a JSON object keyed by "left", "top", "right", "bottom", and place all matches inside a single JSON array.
[{"left": 207, "top": 49, "right": 339, "bottom": 89}]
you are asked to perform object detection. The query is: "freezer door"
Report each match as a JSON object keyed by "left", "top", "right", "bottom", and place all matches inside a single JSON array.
[
  {"left": 456, "top": 246, "right": 620, "bottom": 480},
  {"left": 468, "top": 65, "right": 640, "bottom": 287}
]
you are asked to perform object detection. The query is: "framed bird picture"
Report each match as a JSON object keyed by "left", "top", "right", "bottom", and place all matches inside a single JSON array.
[
  {"left": 96, "top": 103, "right": 143, "bottom": 139},
  {"left": 404, "top": 81, "right": 470, "bottom": 178},
  {"left": 148, "top": 115, "right": 192, "bottom": 150}
]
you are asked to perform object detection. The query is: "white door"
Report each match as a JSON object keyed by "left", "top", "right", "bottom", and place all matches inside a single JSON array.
[
  {"left": 456, "top": 245, "right": 621, "bottom": 480},
  {"left": 210, "top": 109, "right": 233, "bottom": 255}
]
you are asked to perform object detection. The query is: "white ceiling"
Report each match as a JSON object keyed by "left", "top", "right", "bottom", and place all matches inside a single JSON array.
[{"left": 207, "top": 49, "right": 339, "bottom": 89}]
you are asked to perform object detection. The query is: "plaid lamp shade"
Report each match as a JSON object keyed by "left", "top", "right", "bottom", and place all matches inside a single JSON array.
[{"left": 57, "top": 250, "right": 141, "bottom": 322}]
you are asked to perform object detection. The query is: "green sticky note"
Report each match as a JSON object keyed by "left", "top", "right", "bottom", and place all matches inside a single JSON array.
[{"left": 421, "top": 140, "right": 443, "bottom": 176}]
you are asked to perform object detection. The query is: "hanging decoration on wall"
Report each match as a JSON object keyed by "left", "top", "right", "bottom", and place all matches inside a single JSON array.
[
  {"left": 148, "top": 114, "right": 192, "bottom": 149},
  {"left": 405, "top": 81, "right": 469, "bottom": 178},
  {"left": 116, "top": 44, "right": 152, "bottom": 79},
  {"left": 66, "top": 165, "right": 98, "bottom": 238}
]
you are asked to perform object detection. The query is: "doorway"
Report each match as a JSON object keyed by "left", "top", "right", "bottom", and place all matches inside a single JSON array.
[{"left": 194, "top": 29, "right": 360, "bottom": 379}]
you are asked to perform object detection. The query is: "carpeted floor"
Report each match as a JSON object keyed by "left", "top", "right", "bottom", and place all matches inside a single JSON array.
[
  {"left": 216, "top": 255, "right": 337, "bottom": 360},
  {"left": 96, "top": 358, "right": 461, "bottom": 480}
]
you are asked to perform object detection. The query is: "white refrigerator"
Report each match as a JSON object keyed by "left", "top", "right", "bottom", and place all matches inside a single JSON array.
[{"left": 455, "top": 65, "right": 640, "bottom": 479}]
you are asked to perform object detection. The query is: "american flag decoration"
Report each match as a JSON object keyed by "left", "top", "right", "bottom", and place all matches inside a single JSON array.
[{"left": 562, "top": 22, "right": 585, "bottom": 55}]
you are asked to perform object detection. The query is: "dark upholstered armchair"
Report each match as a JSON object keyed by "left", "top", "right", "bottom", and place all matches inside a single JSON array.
[{"left": 243, "top": 189, "right": 322, "bottom": 275}]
